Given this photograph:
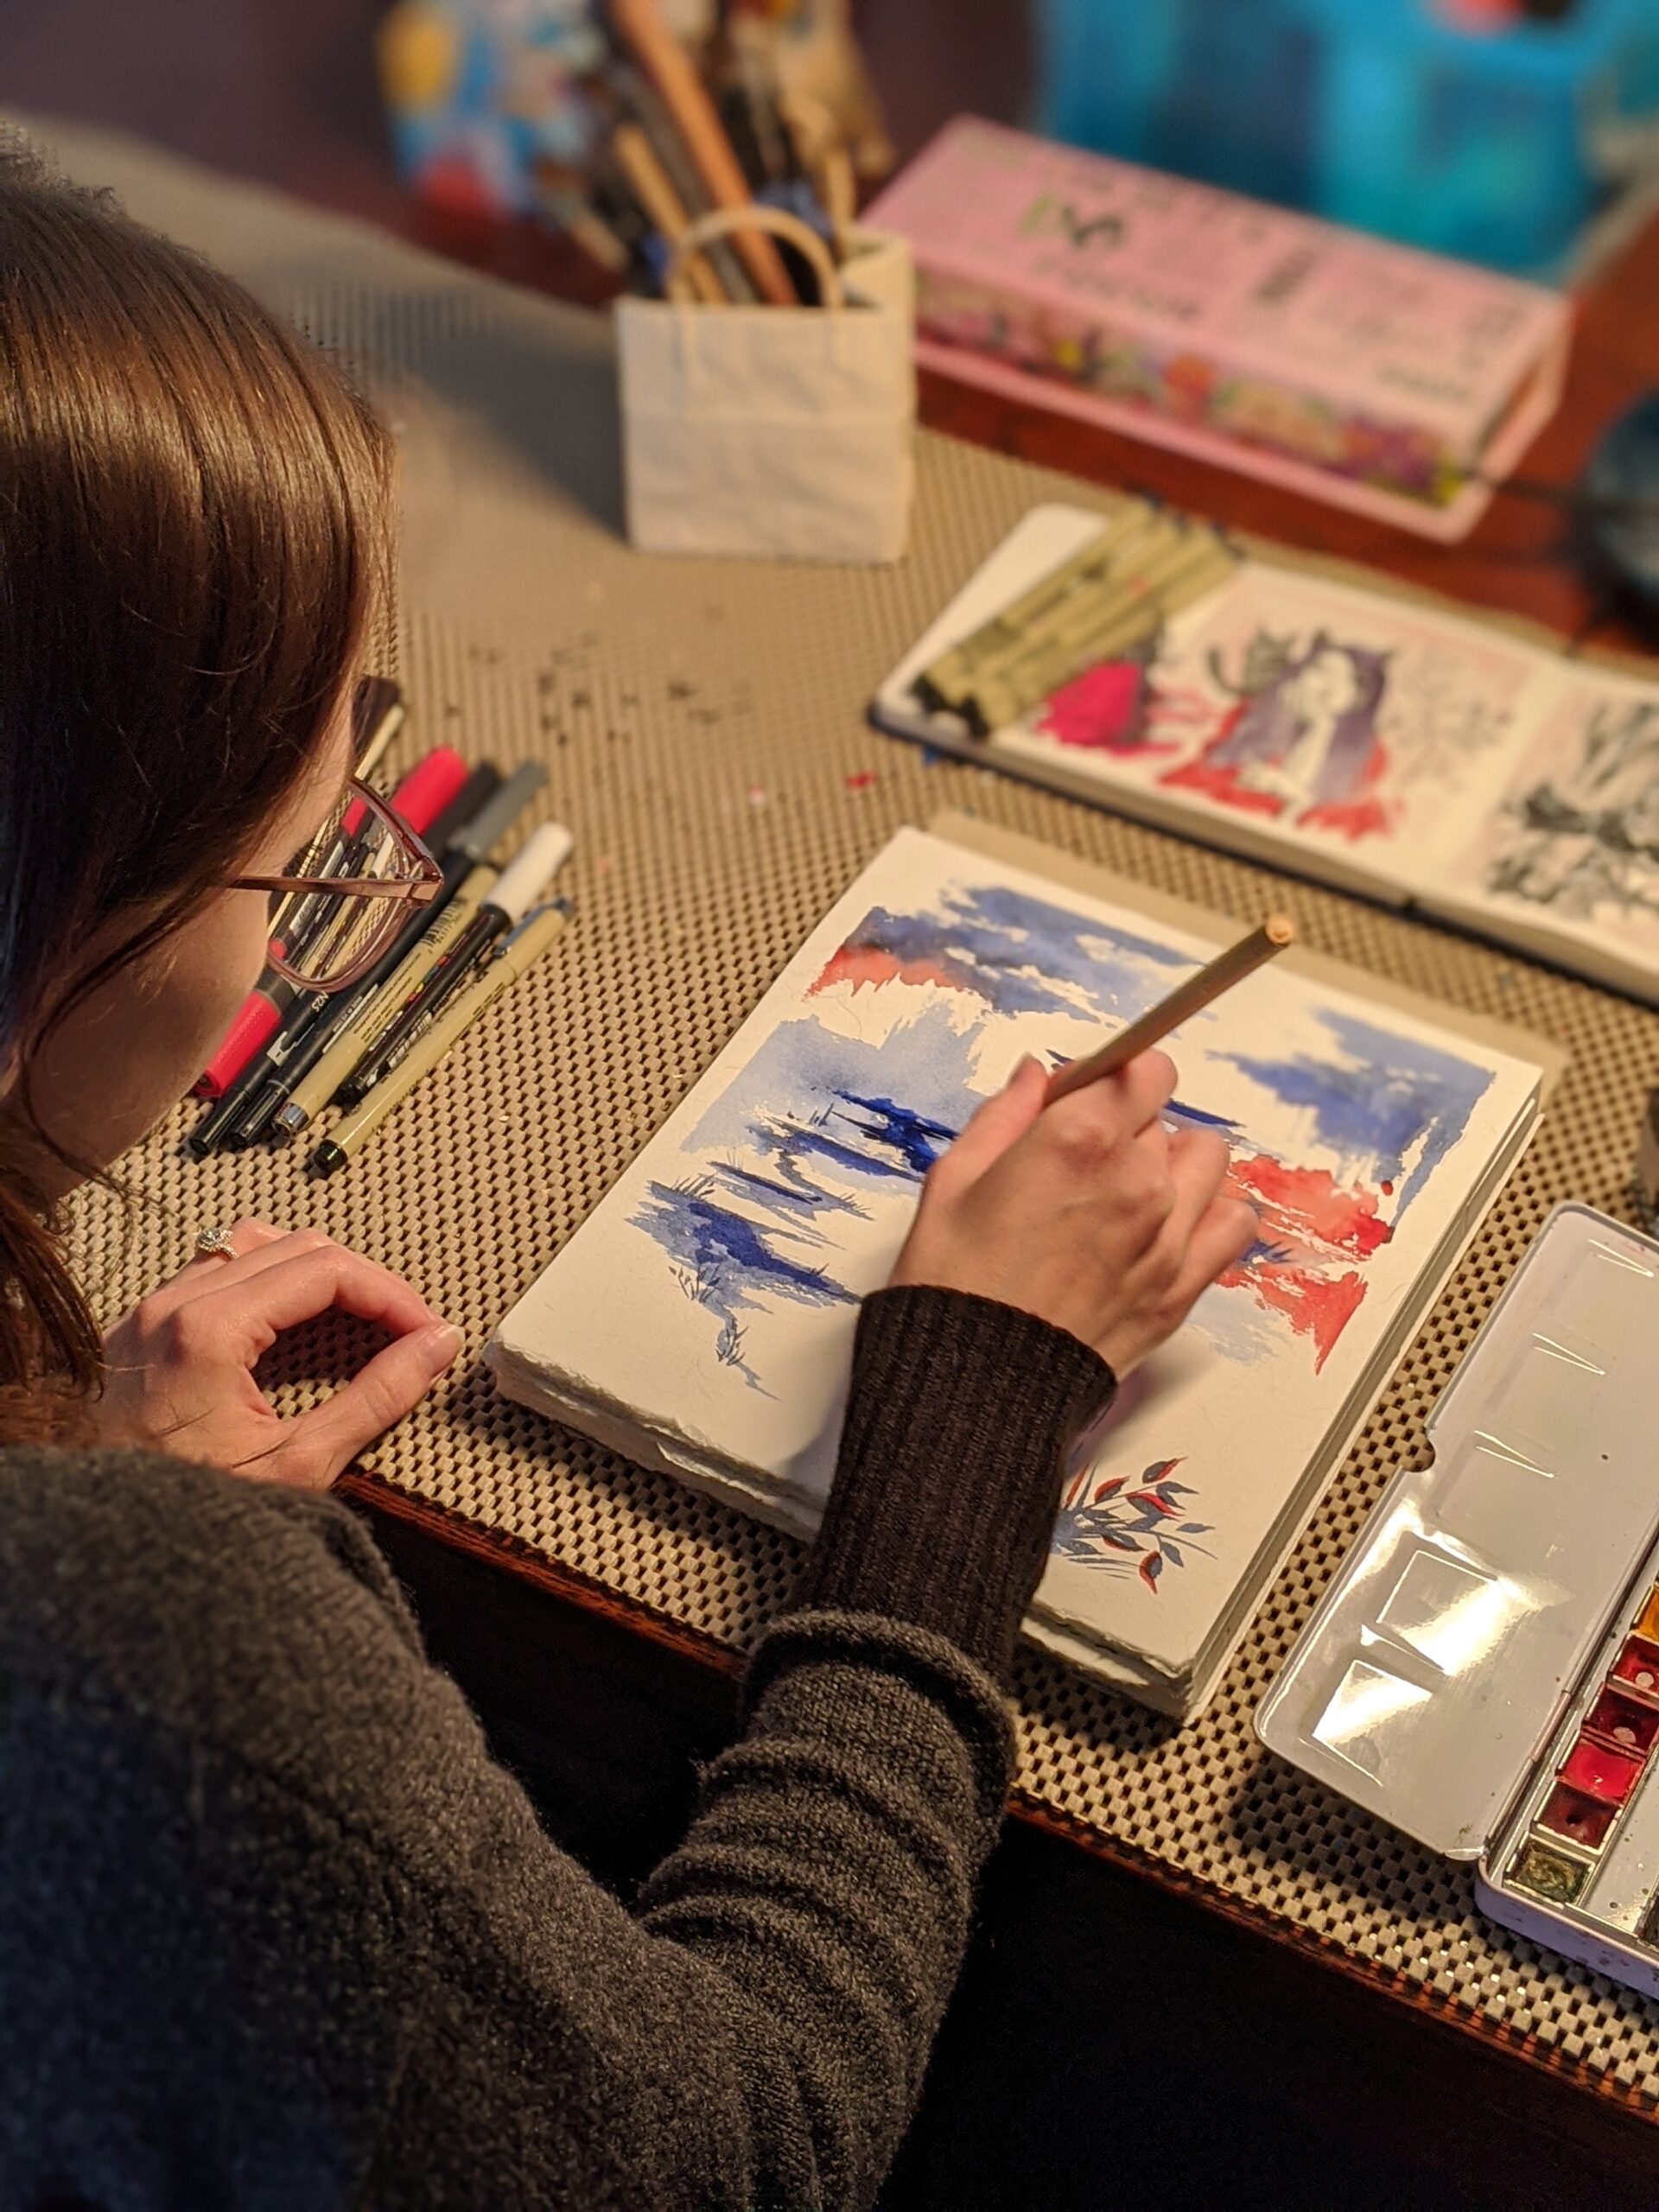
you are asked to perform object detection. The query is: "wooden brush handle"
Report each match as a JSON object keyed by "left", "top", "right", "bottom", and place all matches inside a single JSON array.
[
  {"left": 613, "top": 124, "right": 726, "bottom": 303},
  {"left": 1046, "top": 917, "right": 1296, "bottom": 1103},
  {"left": 608, "top": 0, "right": 798, "bottom": 307}
]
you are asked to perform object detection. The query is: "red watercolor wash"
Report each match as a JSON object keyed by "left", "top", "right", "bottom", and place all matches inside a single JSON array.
[
  {"left": 1039, "top": 661, "right": 1153, "bottom": 753},
  {"left": 1299, "top": 794, "right": 1395, "bottom": 844},
  {"left": 1160, "top": 756, "right": 1287, "bottom": 818},
  {"left": 1229, "top": 1154, "right": 1392, "bottom": 1259},
  {"left": 809, "top": 945, "right": 967, "bottom": 999},
  {"left": 1560, "top": 1734, "right": 1644, "bottom": 1805},
  {"left": 1217, "top": 1259, "right": 1367, "bottom": 1371},
  {"left": 1613, "top": 1638, "right": 1659, "bottom": 1702},
  {"left": 1206, "top": 1151, "right": 1396, "bottom": 1370},
  {"left": 1586, "top": 1688, "right": 1659, "bottom": 1757}
]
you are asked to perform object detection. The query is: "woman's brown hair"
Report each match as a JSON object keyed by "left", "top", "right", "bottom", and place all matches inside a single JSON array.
[{"left": 0, "top": 137, "right": 393, "bottom": 1440}]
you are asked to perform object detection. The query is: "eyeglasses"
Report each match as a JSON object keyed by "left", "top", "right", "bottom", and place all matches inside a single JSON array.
[{"left": 232, "top": 777, "right": 443, "bottom": 992}]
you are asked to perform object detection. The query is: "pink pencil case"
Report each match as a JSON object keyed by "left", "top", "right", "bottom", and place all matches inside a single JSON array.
[{"left": 866, "top": 118, "right": 1573, "bottom": 542}]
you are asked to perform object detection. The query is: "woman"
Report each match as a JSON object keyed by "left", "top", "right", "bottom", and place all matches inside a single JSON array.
[{"left": 0, "top": 146, "right": 1254, "bottom": 2209}]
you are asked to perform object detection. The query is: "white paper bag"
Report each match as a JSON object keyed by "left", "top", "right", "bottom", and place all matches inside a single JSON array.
[{"left": 617, "top": 213, "right": 915, "bottom": 564}]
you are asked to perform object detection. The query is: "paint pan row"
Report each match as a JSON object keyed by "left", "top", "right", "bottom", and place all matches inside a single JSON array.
[{"left": 1510, "top": 1585, "right": 1659, "bottom": 1942}]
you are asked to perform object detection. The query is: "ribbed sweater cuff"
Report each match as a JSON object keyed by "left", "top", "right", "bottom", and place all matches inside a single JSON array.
[{"left": 791, "top": 1286, "right": 1116, "bottom": 1681}]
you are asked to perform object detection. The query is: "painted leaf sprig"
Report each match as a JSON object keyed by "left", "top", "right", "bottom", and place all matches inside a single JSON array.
[{"left": 1051, "top": 1457, "right": 1213, "bottom": 1591}]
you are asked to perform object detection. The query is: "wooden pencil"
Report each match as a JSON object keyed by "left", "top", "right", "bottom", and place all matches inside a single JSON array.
[
  {"left": 1046, "top": 915, "right": 1296, "bottom": 1103},
  {"left": 606, "top": 66, "right": 757, "bottom": 302},
  {"left": 608, "top": 0, "right": 798, "bottom": 306},
  {"left": 613, "top": 124, "right": 727, "bottom": 302}
]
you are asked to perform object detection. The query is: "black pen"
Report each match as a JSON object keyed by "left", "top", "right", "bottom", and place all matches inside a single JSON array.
[
  {"left": 188, "top": 747, "right": 478, "bottom": 1155},
  {"left": 233, "top": 763, "right": 551, "bottom": 1148},
  {"left": 339, "top": 821, "right": 573, "bottom": 1101}
]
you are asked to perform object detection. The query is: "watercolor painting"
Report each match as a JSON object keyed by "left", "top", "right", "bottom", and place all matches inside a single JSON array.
[
  {"left": 493, "top": 830, "right": 1540, "bottom": 1695},
  {"left": 1480, "top": 681, "right": 1659, "bottom": 933},
  {"left": 1014, "top": 567, "right": 1533, "bottom": 848},
  {"left": 622, "top": 864, "right": 1501, "bottom": 1588},
  {"left": 1160, "top": 628, "right": 1394, "bottom": 832}
]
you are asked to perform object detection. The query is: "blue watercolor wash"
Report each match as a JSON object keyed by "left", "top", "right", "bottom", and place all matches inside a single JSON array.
[
  {"left": 819, "top": 1095, "right": 957, "bottom": 1175},
  {"left": 705, "top": 1160, "right": 862, "bottom": 1226},
  {"left": 638, "top": 1182, "right": 851, "bottom": 1306},
  {"left": 633, "top": 1179, "right": 858, "bottom": 1388},
  {"left": 844, "top": 882, "right": 1190, "bottom": 1025},
  {"left": 1217, "top": 1007, "right": 1493, "bottom": 1214},
  {"left": 688, "top": 1001, "right": 980, "bottom": 1163},
  {"left": 631, "top": 893, "right": 1497, "bottom": 1400},
  {"left": 634, "top": 1005, "right": 979, "bottom": 1389}
]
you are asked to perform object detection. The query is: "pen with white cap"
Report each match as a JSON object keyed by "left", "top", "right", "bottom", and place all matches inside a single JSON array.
[
  {"left": 264, "top": 761, "right": 552, "bottom": 1141},
  {"left": 337, "top": 820, "right": 574, "bottom": 1101},
  {"left": 313, "top": 900, "right": 573, "bottom": 1177}
]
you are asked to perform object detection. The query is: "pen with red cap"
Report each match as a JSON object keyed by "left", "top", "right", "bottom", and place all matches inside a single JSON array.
[
  {"left": 186, "top": 746, "right": 467, "bottom": 1155},
  {"left": 191, "top": 758, "right": 501, "bottom": 1102},
  {"left": 194, "top": 743, "right": 473, "bottom": 1101},
  {"left": 242, "top": 765, "right": 553, "bottom": 1146},
  {"left": 193, "top": 683, "right": 423, "bottom": 1099}
]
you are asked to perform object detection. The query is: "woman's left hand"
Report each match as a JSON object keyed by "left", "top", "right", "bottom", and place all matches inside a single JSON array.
[{"left": 97, "top": 1219, "right": 462, "bottom": 1490}]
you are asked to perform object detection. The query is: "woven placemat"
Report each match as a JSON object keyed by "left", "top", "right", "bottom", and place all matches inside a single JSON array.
[{"left": 29, "top": 116, "right": 1659, "bottom": 2106}]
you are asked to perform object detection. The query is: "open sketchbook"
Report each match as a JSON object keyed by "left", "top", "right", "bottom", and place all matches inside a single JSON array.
[
  {"left": 873, "top": 506, "right": 1659, "bottom": 1004},
  {"left": 490, "top": 819, "right": 1547, "bottom": 1718}
]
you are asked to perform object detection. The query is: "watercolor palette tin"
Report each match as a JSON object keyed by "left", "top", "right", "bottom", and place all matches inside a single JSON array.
[{"left": 1258, "top": 1204, "right": 1659, "bottom": 1998}]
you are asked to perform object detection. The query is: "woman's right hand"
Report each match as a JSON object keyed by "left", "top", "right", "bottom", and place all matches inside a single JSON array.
[{"left": 889, "top": 1051, "right": 1257, "bottom": 1377}]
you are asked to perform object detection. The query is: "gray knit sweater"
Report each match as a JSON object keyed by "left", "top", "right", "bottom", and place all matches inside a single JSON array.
[{"left": 0, "top": 1287, "right": 1109, "bottom": 2211}]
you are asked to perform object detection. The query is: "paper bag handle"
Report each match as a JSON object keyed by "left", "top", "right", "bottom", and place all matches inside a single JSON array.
[{"left": 667, "top": 206, "right": 844, "bottom": 309}]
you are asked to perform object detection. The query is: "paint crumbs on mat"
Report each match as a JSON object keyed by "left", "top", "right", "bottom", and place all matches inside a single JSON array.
[
  {"left": 845, "top": 770, "right": 878, "bottom": 793},
  {"left": 594, "top": 855, "right": 613, "bottom": 877},
  {"left": 747, "top": 785, "right": 769, "bottom": 808},
  {"left": 921, "top": 746, "right": 945, "bottom": 767}
]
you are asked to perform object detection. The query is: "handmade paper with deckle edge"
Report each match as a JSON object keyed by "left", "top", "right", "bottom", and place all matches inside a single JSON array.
[{"left": 490, "top": 828, "right": 1540, "bottom": 1692}]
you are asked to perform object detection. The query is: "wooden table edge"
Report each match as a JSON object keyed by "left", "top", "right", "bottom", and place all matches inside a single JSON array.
[{"left": 342, "top": 1467, "right": 1659, "bottom": 2132}]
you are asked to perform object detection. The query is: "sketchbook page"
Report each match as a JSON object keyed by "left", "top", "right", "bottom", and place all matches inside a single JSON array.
[
  {"left": 491, "top": 826, "right": 1541, "bottom": 1689},
  {"left": 990, "top": 560, "right": 1543, "bottom": 898},
  {"left": 1431, "top": 660, "right": 1659, "bottom": 1002}
]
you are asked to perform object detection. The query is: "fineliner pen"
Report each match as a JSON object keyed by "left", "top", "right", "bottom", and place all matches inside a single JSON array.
[
  {"left": 313, "top": 901, "right": 572, "bottom": 1177},
  {"left": 222, "top": 747, "right": 468, "bottom": 1148},
  {"left": 188, "top": 747, "right": 467, "bottom": 1155},
  {"left": 447, "top": 761, "right": 550, "bottom": 868},
  {"left": 340, "top": 822, "right": 573, "bottom": 1102},
  {"left": 423, "top": 762, "right": 503, "bottom": 859},
  {"left": 270, "top": 864, "right": 499, "bottom": 1141},
  {"left": 257, "top": 766, "right": 549, "bottom": 1141},
  {"left": 352, "top": 675, "right": 404, "bottom": 782},
  {"left": 192, "top": 740, "right": 469, "bottom": 1101}
]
